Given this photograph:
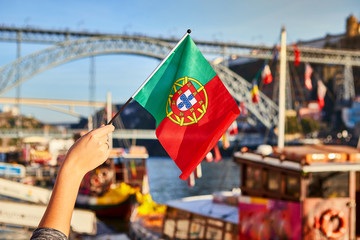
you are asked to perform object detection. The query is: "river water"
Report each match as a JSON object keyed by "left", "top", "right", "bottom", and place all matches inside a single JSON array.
[{"left": 146, "top": 157, "right": 240, "bottom": 204}]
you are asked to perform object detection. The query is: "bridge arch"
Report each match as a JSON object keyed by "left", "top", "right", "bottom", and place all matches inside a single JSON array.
[
  {"left": 0, "top": 36, "right": 174, "bottom": 95},
  {"left": 0, "top": 36, "right": 278, "bottom": 129}
]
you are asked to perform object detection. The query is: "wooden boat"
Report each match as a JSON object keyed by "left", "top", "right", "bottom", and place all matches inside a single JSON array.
[
  {"left": 129, "top": 191, "right": 239, "bottom": 240},
  {"left": 234, "top": 144, "right": 360, "bottom": 240},
  {"left": 22, "top": 136, "right": 52, "bottom": 165}
]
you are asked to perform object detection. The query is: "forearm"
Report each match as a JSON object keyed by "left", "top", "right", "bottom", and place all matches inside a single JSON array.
[
  {"left": 34, "top": 124, "right": 114, "bottom": 238},
  {"left": 38, "top": 161, "right": 85, "bottom": 237}
]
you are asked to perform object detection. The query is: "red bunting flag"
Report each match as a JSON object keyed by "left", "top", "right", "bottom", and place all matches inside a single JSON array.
[
  {"left": 251, "top": 80, "right": 259, "bottom": 103},
  {"left": 229, "top": 120, "right": 238, "bottom": 135},
  {"left": 133, "top": 34, "right": 240, "bottom": 180},
  {"left": 214, "top": 144, "right": 222, "bottom": 162},
  {"left": 293, "top": 44, "right": 300, "bottom": 67},
  {"left": 261, "top": 64, "right": 273, "bottom": 84},
  {"left": 304, "top": 63, "right": 313, "bottom": 90},
  {"left": 239, "top": 102, "right": 248, "bottom": 116},
  {"left": 317, "top": 80, "right": 327, "bottom": 110}
]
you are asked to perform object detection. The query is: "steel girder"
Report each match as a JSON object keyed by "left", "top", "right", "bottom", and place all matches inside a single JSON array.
[
  {"left": 216, "top": 44, "right": 360, "bottom": 66},
  {"left": 0, "top": 25, "right": 109, "bottom": 44},
  {"left": 1, "top": 26, "right": 360, "bottom": 66}
]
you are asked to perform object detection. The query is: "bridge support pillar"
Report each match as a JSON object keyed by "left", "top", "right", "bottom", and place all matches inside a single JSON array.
[{"left": 344, "top": 62, "right": 355, "bottom": 102}]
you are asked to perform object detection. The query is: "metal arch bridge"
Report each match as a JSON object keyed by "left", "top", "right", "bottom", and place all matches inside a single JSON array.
[
  {"left": 0, "top": 27, "right": 360, "bottom": 130},
  {"left": 0, "top": 35, "right": 279, "bottom": 129}
]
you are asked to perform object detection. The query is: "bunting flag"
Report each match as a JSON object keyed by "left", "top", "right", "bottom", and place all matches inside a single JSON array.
[
  {"left": 133, "top": 34, "right": 240, "bottom": 180},
  {"left": 205, "top": 151, "right": 214, "bottom": 162},
  {"left": 261, "top": 64, "right": 273, "bottom": 84},
  {"left": 228, "top": 120, "right": 238, "bottom": 135},
  {"left": 272, "top": 46, "right": 279, "bottom": 63},
  {"left": 130, "top": 159, "right": 137, "bottom": 178},
  {"left": 214, "top": 144, "right": 222, "bottom": 162},
  {"left": 304, "top": 63, "right": 313, "bottom": 90},
  {"left": 222, "top": 133, "right": 230, "bottom": 150},
  {"left": 22, "top": 145, "right": 31, "bottom": 162},
  {"left": 187, "top": 172, "right": 195, "bottom": 187},
  {"left": 251, "top": 80, "right": 259, "bottom": 103},
  {"left": 239, "top": 102, "right": 248, "bottom": 116},
  {"left": 317, "top": 80, "right": 327, "bottom": 110},
  {"left": 293, "top": 44, "right": 300, "bottom": 67},
  {"left": 195, "top": 164, "right": 202, "bottom": 178}
]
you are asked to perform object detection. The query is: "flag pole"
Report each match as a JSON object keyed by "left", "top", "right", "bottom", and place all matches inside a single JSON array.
[
  {"left": 107, "top": 29, "right": 191, "bottom": 125},
  {"left": 277, "top": 26, "right": 286, "bottom": 150}
]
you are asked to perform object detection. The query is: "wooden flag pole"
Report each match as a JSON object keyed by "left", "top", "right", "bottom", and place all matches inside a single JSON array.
[{"left": 107, "top": 29, "right": 191, "bottom": 125}]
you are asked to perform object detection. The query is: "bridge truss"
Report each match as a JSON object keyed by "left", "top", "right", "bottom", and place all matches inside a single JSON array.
[
  {"left": 1, "top": 26, "right": 359, "bottom": 64},
  {"left": 0, "top": 26, "right": 359, "bottom": 130}
]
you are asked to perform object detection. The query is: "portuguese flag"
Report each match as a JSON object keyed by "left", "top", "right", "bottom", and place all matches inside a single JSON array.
[{"left": 133, "top": 33, "right": 240, "bottom": 180}]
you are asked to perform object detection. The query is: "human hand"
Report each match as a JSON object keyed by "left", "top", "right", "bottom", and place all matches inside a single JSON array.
[{"left": 62, "top": 124, "right": 115, "bottom": 177}]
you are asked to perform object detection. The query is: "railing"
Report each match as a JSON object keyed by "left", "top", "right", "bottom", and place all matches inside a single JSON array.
[{"left": 0, "top": 129, "right": 157, "bottom": 140}]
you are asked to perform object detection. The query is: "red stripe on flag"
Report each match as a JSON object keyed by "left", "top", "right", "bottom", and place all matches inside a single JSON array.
[{"left": 156, "top": 76, "right": 239, "bottom": 180}]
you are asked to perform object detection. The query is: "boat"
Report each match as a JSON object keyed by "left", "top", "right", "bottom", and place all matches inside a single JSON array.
[
  {"left": 129, "top": 190, "right": 240, "bottom": 240},
  {"left": 234, "top": 144, "right": 360, "bottom": 239},
  {"left": 0, "top": 142, "right": 59, "bottom": 187},
  {"left": 162, "top": 192, "right": 239, "bottom": 239},
  {"left": 22, "top": 136, "right": 52, "bottom": 164},
  {"left": 129, "top": 144, "right": 360, "bottom": 240},
  {"left": 129, "top": 193, "right": 167, "bottom": 239}
]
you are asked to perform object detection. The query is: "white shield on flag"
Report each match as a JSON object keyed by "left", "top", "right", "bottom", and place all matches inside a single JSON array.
[{"left": 177, "top": 89, "right": 197, "bottom": 111}]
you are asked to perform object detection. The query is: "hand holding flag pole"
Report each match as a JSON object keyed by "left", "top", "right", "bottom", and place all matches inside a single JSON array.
[{"left": 107, "top": 29, "right": 192, "bottom": 125}]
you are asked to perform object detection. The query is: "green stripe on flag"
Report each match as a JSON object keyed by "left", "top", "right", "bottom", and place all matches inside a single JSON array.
[{"left": 134, "top": 35, "right": 216, "bottom": 125}]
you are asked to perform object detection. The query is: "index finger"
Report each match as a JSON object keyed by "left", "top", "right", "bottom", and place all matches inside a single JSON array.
[{"left": 93, "top": 124, "right": 115, "bottom": 137}]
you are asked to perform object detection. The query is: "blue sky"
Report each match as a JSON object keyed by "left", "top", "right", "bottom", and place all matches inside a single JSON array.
[{"left": 0, "top": 0, "right": 358, "bottom": 124}]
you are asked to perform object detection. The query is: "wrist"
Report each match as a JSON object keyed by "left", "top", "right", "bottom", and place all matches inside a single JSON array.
[{"left": 59, "top": 157, "right": 87, "bottom": 183}]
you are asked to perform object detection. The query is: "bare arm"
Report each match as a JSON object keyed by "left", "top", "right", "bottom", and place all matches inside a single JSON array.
[{"left": 37, "top": 124, "right": 115, "bottom": 237}]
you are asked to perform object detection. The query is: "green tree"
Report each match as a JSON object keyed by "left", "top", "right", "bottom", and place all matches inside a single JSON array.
[
  {"left": 301, "top": 117, "right": 320, "bottom": 135},
  {"left": 285, "top": 116, "right": 302, "bottom": 134}
]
